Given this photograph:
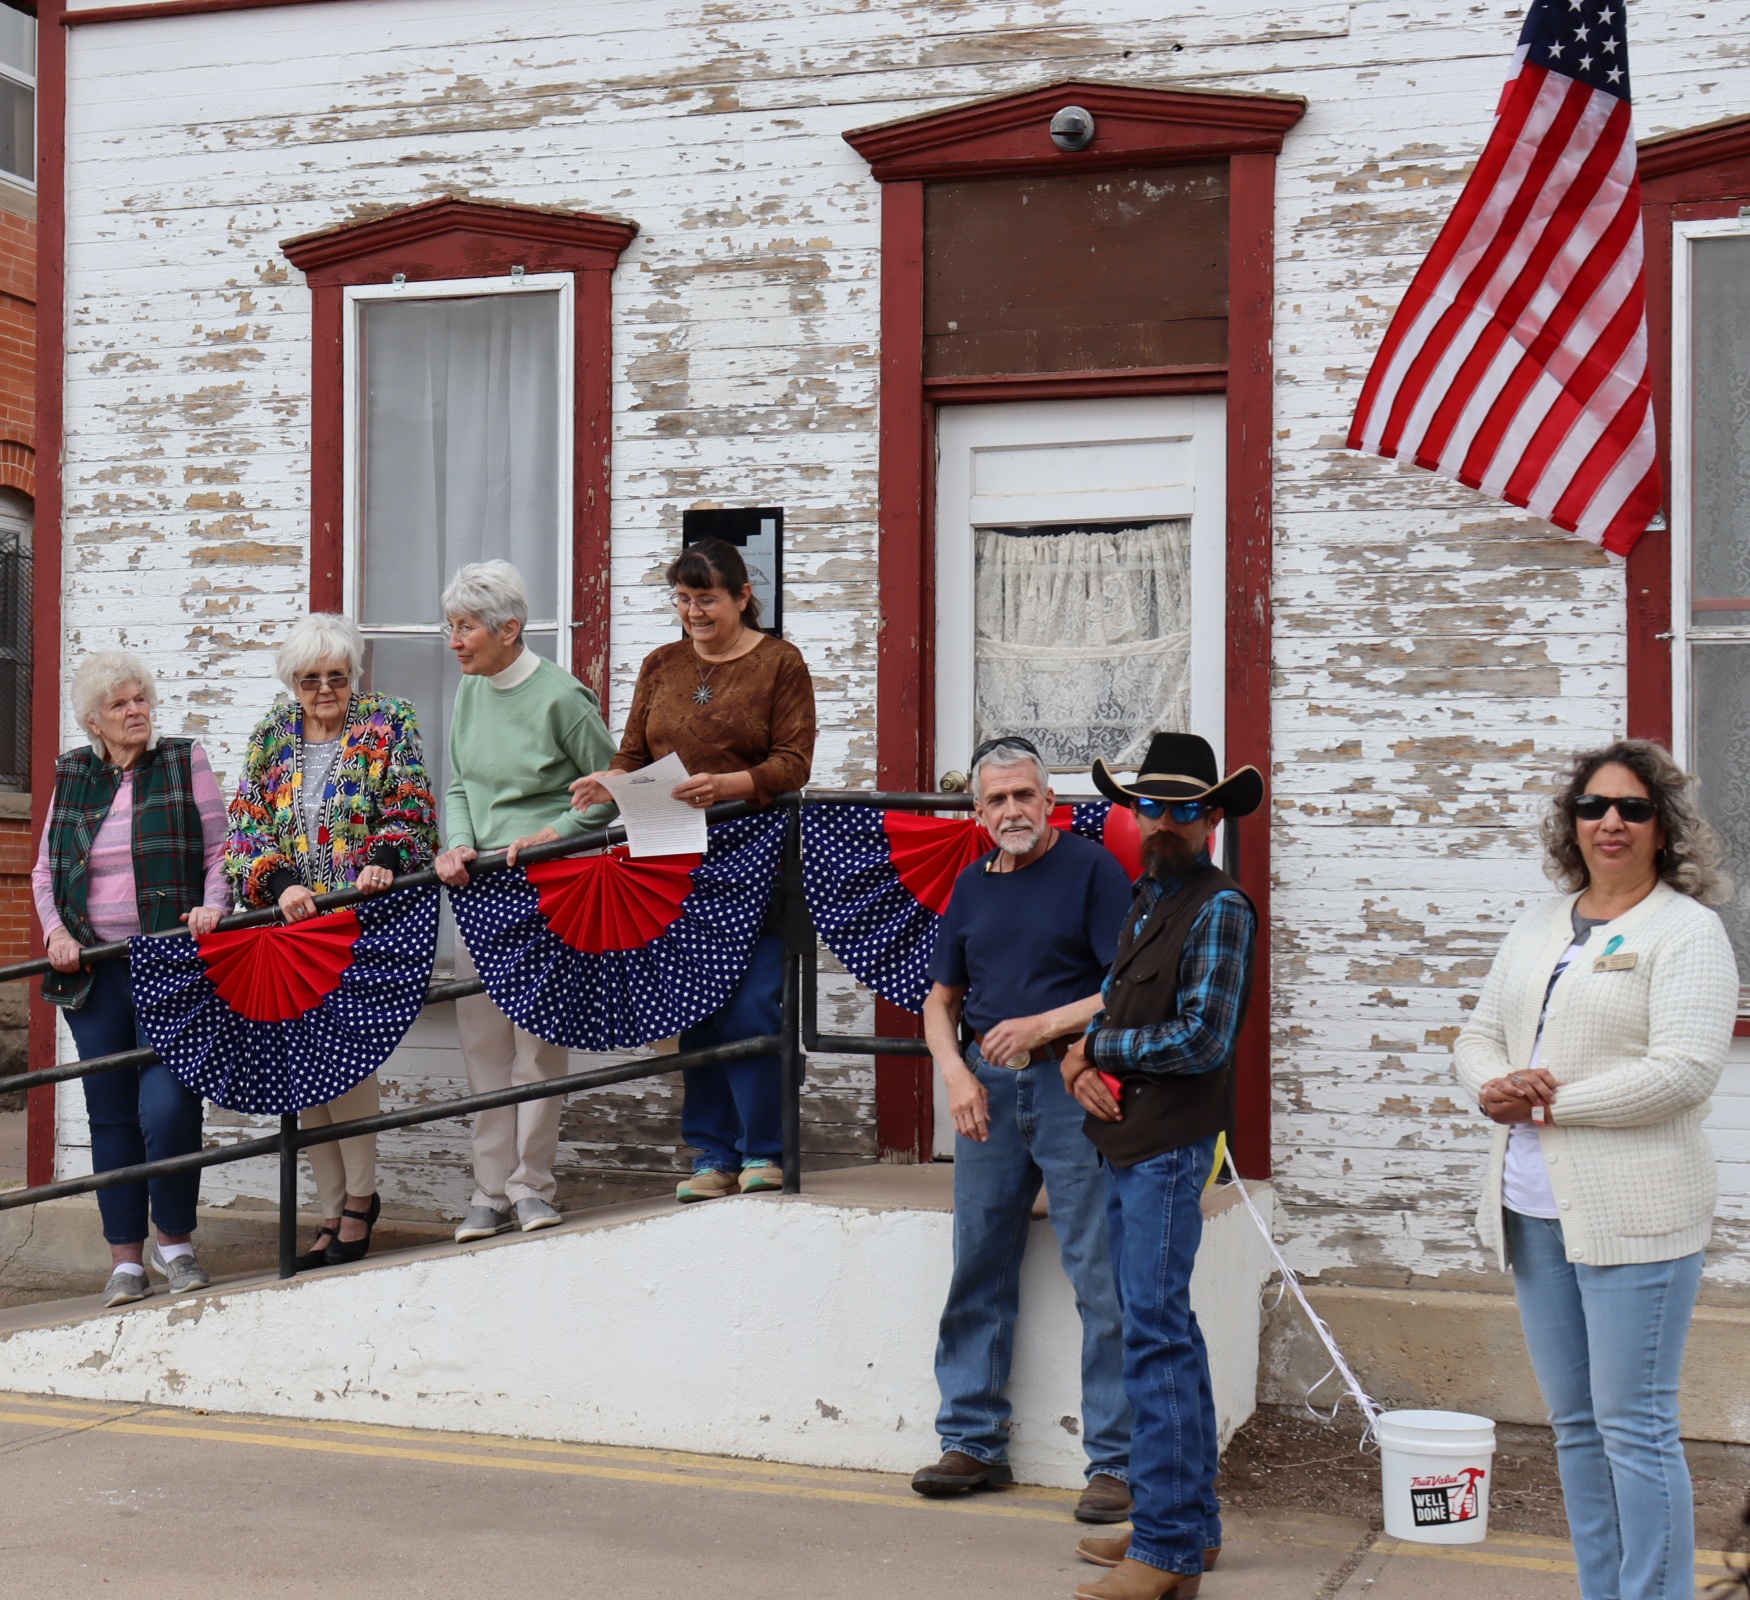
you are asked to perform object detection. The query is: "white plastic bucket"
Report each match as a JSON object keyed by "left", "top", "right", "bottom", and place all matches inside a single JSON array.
[{"left": 1377, "top": 1409, "right": 1497, "bottom": 1544}]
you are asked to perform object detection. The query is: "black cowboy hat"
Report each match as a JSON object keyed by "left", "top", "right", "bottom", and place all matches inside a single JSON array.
[{"left": 1091, "top": 732, "right": 1263, "bottom": 819}]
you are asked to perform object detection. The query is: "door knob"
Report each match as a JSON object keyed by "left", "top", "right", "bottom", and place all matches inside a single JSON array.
[{"left": 938, "top": 769, "right": 969, "bottom": 794}]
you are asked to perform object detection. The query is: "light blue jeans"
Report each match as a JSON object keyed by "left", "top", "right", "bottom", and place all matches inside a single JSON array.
[
  {"left": 1505, "top": 1209, "right": 1702, "bottom": 1600},
  {"left": 933, "top": 1042, "right": 1132, "bottom": 1481}
]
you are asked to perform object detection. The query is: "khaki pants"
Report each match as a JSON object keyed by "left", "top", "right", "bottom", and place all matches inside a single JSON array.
[
  {"left": 454, "top": 940, "right": 568, "bottom": 1210},
  {"left": 300, "top": 1075, "right": 379, "bottom": 1220}
]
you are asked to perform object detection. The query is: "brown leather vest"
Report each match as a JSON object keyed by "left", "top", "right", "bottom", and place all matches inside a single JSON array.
[{"left": 1083, "top": 860, "right": 1255, "bottom": 1168}]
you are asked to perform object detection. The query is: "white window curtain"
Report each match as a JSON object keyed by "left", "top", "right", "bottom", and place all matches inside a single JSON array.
[
  {"left": 973, "top": 521, "right": 1192, "bottom": 771},
  {"left": 356, "top": 290, "right": 564, "bottom": 799}
]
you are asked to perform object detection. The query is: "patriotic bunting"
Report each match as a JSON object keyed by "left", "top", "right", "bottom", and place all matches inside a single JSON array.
[
  {"left": 448, "top": 810, "right": 789, "bottom": 1051},
  {"left": 802, "top": 802, "right": 1133, "bottom": 1013},
  {"left": 129, "top": 884, "right": 442, "bottom": 1115}
]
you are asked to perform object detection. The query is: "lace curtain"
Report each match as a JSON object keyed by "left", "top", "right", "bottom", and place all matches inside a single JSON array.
[{"left": 974, "top": 521, "right": 1192, "bottom": 770}]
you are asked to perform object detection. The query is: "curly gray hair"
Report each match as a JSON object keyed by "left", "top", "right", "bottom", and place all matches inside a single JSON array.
[
  {"left": 1541, "top": 739, "right": 1730, "bottom": 904},
  {"left": 276, "top": 612, "right": 364, "bottom": 691},
  {"left": 70, "top": 650, "right": 158, "bottom": 751}
]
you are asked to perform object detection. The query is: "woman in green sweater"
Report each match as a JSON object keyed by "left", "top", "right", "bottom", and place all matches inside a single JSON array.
[{"left": 432, "top": 560, "right": 616, "bottom": 1243}]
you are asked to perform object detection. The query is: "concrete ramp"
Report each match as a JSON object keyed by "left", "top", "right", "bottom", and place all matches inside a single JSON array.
[{"left": 0, "top": 1168, "right": 1275, "bottom": 1489}]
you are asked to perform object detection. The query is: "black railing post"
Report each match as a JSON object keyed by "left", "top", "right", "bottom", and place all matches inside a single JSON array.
[
  {"left": 277, "top": 1114, "right": 299, "bottom": 1280},
  {"left": 779, "top": 805, "right": 807, "bottom": 1194}
]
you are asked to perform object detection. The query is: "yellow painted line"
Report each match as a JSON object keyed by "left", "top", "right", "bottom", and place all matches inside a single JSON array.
[
  {"left": 1376, "top": 1535, "right": 1736, "bottom": 1578},
  {"left": 99, "top": 1419, "right": 1082, "bottom": 1524},
  {"left": 0, "top": 1392, "right": 131, "bottom": 1418},
  {"left": 128, "top": 1406, "right": 1077, "bottom": 1501}
]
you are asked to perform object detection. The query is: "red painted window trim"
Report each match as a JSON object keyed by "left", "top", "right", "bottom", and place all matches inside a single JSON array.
[
  {"left": 280, "top": 198, "right": 637, "bottom": 699},
  {"left": 25, "top": 0, "right": 67, "bottom": 1186},
  {"left": 1629, "top": 115, "right": 1750, "bottom": 747},
  {"left": 845, "top": 81, "right": 1305, "bottom": 1175}
]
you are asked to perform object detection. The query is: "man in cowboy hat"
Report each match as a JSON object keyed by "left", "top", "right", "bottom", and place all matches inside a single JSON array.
[
  {"left": 1061, "top": 731, "right": 1262, "bottom": 1600},
  {"left": 909, "top": 736, "right": 1138, "bottom": 1523}
]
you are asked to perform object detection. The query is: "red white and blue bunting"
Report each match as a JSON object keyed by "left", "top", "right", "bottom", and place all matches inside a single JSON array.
[
  {"left": 129, "top": 884, "right": 442, "bottom": 1115},
  {"left": 800, "top": 801, "right": 1138, "bottom": 1013},
  {"left": 448, "top": 810, "right": 789, "bottom": 1052}
]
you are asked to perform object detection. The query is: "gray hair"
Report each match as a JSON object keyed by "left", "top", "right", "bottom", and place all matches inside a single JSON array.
[
  {"left": 70, "top": 650, "right": 158, "bottom": 750},
  {"left": 441, "top": 560, "right": 528, "bottom": 635},
  {"left": 276, "top": 612, "right": 364, "bottom": 691},
  {"left": 972, "top": 740, "right": 1051, "bottom": 799},
  {"left": 1541, "top": 739, "right": 1731, "bottom": 904}
]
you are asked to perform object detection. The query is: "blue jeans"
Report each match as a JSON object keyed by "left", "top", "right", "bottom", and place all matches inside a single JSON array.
[
  {"left": 63, "top": 959, "right": 204, "bottom": 1246},
  {"left": 679, "top": 931, "right": 783, "bottom": 1172},
  {"left": 1505, "top": 1209, "right": 1702, "bottom": 1600},
  {"left": 933, "top": 1042, "right": 1131, "bottom": 1480},
  {"left": 1106, "top": 1134, "right": 1221, "bottom": 1574}
]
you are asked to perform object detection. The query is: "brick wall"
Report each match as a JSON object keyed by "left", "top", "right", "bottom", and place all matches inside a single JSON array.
[{"left": 0, "top": 805, "right": 32, "bottom": 964}]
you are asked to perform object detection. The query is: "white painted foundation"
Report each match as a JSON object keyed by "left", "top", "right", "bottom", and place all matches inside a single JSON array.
[{"left": 0, "top": 1172, "right": 1275, "bottom": 1488}]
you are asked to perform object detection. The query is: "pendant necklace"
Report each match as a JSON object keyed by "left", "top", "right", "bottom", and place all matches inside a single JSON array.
[{"left": 693, "top": 660, "right": 721, "bottom": 706}]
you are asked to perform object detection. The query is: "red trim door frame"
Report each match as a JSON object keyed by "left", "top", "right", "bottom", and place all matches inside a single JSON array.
[
  {"left": 281, "top": 198, "right": 637, "bottom": 699},
  {"left": 845, "top": 81, "right": 1304, "bottom": 1174}
]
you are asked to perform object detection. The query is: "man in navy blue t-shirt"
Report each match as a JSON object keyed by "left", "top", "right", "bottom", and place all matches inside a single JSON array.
[{"left": 909, "top": 737, "right": 1136, "bottom": 1524}]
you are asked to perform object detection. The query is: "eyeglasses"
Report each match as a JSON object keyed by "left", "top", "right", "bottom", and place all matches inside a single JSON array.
[
  {"left": 671, "top": 589, "right": 729, "bottom": 613},
  {"left": 1572, "top": 793, "right": 1657, "bottom": 825},
  {"left": 1135, "top": 797, "right": 1209, "bottom": 824},
  {"left": 294, "top": 672, "right": 351, "bottom": 692}
]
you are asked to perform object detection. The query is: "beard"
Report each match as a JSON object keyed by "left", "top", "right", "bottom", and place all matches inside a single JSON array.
[
  {"left": 1142, "top": 827, "right": 1197, "bottom": 880},
  {"left": 994, "top": 818, "right": 1046, "bottom": 857}
]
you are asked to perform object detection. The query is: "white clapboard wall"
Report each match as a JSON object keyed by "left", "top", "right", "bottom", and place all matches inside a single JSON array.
[{"left": 49, "top": 0, "right": 1750, "bottom": 1278}]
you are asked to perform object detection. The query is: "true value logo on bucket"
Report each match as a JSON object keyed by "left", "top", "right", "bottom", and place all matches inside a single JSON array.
[{"left": 1409, "top": 1466, "right": 1486, "bottom": 1527}]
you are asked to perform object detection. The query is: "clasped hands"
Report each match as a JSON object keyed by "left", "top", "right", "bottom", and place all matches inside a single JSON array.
[
  {"left": 1061, "top": 1037, "right": 1121, "bottom": 1123},
  {"left": 1478, "top": 1068, "right": 1558, "bottom": 1124}
]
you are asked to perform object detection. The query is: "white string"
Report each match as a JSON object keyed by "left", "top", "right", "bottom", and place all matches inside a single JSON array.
[{"left": 1223, "top": 1148, "right": 1383, "bottom": 1442}]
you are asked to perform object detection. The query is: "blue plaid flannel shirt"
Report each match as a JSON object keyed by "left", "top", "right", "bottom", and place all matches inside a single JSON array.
[{"left": 1085, "top": 854, "right": 1257, "bottom": 1077}]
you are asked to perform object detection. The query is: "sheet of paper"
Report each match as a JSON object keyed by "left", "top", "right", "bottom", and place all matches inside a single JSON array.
[{"left": 598, "top": 751, "right": 709, "bottom": 859}]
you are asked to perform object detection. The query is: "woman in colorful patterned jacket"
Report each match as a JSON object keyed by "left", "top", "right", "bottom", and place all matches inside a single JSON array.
[
  {"left": 32, "top": 651, "right": 233, "bottom": 1309},
  {"left": 227, "top": 612, "right": 439, "bottom": 1271}
]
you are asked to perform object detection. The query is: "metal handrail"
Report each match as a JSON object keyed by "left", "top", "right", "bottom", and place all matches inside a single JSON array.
[{"left": 0, "top": 788, "right": 994, "bottom": 1281}]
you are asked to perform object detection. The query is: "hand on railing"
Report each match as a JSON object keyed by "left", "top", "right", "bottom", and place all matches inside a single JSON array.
[
  {"left": 276, "top": 886, "right": 320, "bottom": 924},
  {"left": 505, "top": 828, "right": 560, "bottom": 868},
  {"left": 183, "top": 906, "right": 225, "bottom": 937},
  {"left": 433, "top": 846, "right": 477, "bottom": 887},
  {"left": 47, "top": 928, "right": 84, "bottom": 973}
]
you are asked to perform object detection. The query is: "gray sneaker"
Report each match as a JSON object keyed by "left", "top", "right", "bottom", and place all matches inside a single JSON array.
[
  {"left": 102, "top": 1268, "right": 152, "bottom": 1308},
  {"left": 147, "top": 1240, "right": 211, "bottom": 1293},
  {"left": 514, "top": 1197, "right": 562, "bottom": 1233},
  {"left": 455, "top": 1205, "right": 515, "bottom": 1242}
]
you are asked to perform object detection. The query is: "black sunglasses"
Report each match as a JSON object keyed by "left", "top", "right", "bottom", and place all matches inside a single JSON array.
[
  {"left": 969, "top": 735, "right": 1042, "bottom": 769},
  {"left": 1135, "top": 796, "right": 1210, "bottom": 824},
  {"left": 1571, "top": 793, "right": 1657, "bottom": 825}
]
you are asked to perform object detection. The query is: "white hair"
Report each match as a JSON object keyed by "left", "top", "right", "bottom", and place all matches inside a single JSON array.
[
  {"left": 70, "top": 650, "right": 158, "bottom": 750},
  {"left": 972, "top": 740, "right": 1051, "bottom": 799},
  {"left": 276, "top": 612, "right": 365, "bottom": 691},
  {"left": 441, "top": 560, "right": 528, "bottom": 635}
]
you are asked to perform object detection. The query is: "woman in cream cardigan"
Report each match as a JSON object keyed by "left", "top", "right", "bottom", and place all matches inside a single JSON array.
[{"left": 1455, "top": 740, "right": 1737, "bottom": 1600}]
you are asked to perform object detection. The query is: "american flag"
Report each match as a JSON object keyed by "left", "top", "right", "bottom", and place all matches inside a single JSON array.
[{"left": 1347, "top": 0, "right": 1661, "bottom": 556}]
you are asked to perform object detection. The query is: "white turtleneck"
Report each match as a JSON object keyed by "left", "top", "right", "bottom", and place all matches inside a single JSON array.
[{"left": 487, "top": 647, "right": 541, "bottom": 692}]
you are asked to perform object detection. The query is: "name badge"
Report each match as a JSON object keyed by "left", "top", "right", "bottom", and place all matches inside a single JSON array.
[{"left": 1592, "top": 952, "right": 1638, "bottom": 972}]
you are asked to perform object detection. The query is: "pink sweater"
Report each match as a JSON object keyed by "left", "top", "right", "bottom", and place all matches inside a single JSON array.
[{"left": 33, "top": 744, "right": 232, "bottom": 943}]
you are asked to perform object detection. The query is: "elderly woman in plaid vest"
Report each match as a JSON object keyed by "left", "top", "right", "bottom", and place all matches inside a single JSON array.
[{"left": 31, "top": 651, "right": 232, "bottom": 1308}]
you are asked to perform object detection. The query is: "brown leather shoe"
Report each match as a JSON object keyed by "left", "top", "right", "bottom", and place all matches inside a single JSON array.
[
  {"left": 1072, "top": 1557, "right": 1201, "bottom": 1600},
  {"left": 910, "top": 1451, "right": 1015, "bottom": 1496},
  {"left": 1075, "top": 1474, "right": 1134, "bottom": 1523},
  {"left": 1076, "top": 1536, "right": 1220, "bottom": 1572}
]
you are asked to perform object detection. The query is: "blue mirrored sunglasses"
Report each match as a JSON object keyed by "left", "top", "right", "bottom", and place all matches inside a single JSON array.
[{"left": 1134, "top": 796, "right": 1209, "bottom": 824}]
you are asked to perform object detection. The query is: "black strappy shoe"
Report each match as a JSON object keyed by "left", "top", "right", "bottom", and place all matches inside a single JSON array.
[
  {"left": 295, "top": 1227, "right": 338, "bottom": 1273},
  {"left": 323, "top": 1192, "right": 382, "bottom": 1266}
]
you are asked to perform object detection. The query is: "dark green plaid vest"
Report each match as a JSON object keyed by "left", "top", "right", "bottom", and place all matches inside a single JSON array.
[{"left": 44, "top": 739, "right": 207, "bottom": 1010}]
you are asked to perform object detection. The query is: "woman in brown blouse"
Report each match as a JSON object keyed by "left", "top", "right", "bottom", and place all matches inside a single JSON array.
[{"left": 572, "top": 538, "right": 815, "bottom": 1202}]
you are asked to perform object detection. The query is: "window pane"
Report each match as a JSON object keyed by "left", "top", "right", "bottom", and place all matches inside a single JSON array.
[
  {"left": 0, "top": 75, "right": 32, "bottom": 184},
  {"left": 0, "top": 7, "right": 34, "bottom": 81},
  {"left": 1689, "top": 237, "right": 1750, "bottom": 628},
  {"left": 973, "top": 520, "right": 1190, "bottom": 770},
  {"left": 1691, "top": 641, "right": 1750, "bottom": 971},
  {"left": 359, "top": 292, "right": 562, "bottom": 629}
]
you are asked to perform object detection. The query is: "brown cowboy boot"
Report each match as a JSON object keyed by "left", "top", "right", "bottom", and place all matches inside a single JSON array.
[
  {"left": 1072, "top": 1558, "right": 1202, "bottom": 1600},
  {"left": 1076, "top": 1536, "right": 1220, "bottom": 1571}
]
